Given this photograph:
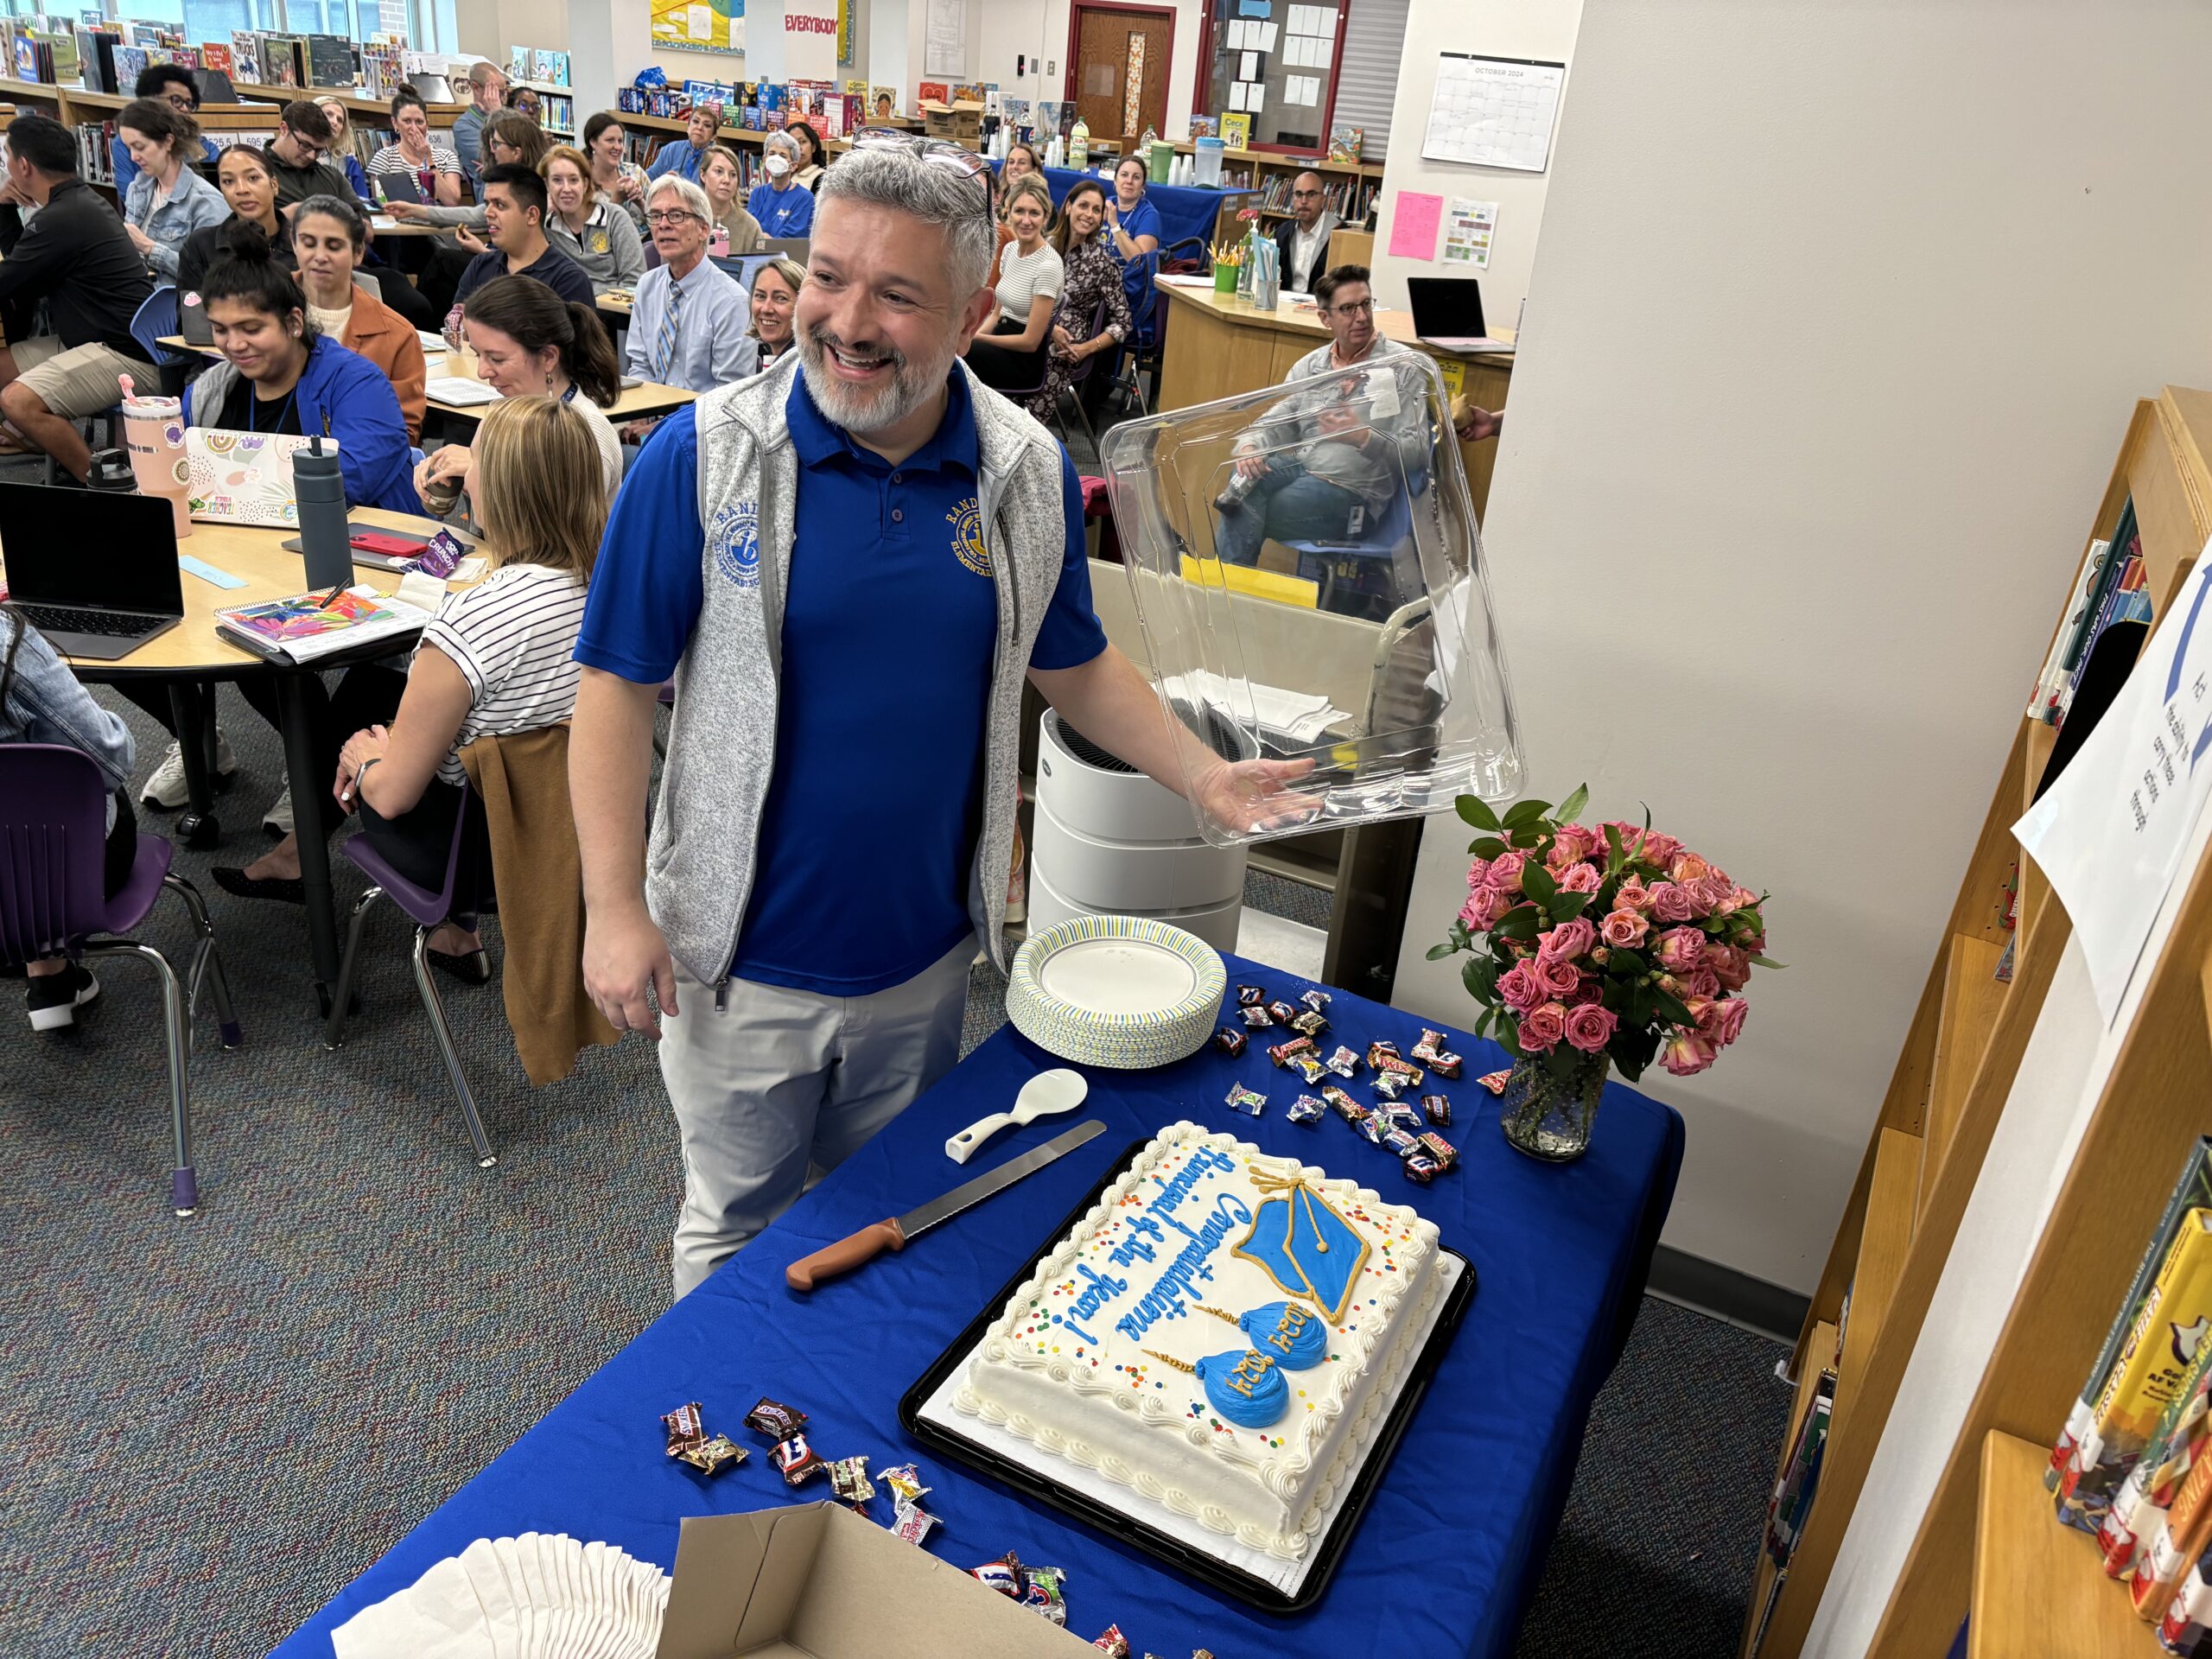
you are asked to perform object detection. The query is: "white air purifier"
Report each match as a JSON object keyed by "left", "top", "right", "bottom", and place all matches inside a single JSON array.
[{"left": 1027, "top": 710, "right": 1247, "bottom": 953}]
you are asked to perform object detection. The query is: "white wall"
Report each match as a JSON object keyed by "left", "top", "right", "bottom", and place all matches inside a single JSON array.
[
  {"left": 1369, "top": 0, "right": 1580, "bottom": 325},
  {"left": 1387, "top": 0, "right": 2212, "bottom": 1292}
]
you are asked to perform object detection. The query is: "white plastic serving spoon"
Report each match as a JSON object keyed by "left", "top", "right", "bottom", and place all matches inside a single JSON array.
[{"left": 945, "top": 1068, "right": 1090, "bottom": 1164}]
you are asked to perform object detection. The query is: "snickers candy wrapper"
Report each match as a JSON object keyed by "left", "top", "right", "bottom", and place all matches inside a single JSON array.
[
  {"left": 1238, "top": 1004, "right": 1275, "bottom": 1029},
  {"left": 743, "top": 1396, "right": 809, "bottom": 1440},
  {"left": 1092, "top": 1627, "right": 1132, "bottom": 1657},
  {"left": 1403, "top": 1153, "right": 1440, "bottom": 1184},
  {"left": 969, "top": 1554, "right": 1024, "bottom": 1598},
  {"left": 1213, "top": 1026, "right": 1248, "bottom": 1058},
  {"left": 1478, "top": 1069, "right": 1514, "bottom": 1096},
  {"left": 1265, "top": 1035, "right": 1316, "bottom": 1068},
  {"left": 1418, "top": 1129, "right": 1459, "bottom": 1170},
  {"left": 879, "top": 1462, "right": 929, "bottom": 1504},
  {"left": 1236, "top": 983, "right": 1267, "bottom": 1007},
  {"left": 660, "top": 1402, "right": 705, "bottom": 1452},
  {"left": 1289, "top": 1009, "right": 1330, "bottom": 1038},
  {"left": 1420, "top": 1092, "right": 1453, "bottom": 1127},
  {"left": 1325, "top": 1045, "right": 1361, "bottom": 1078},
  {"left": 1224, "top": 1084, "right": 1268, "bottom": 1116},
  {"left": 1287, "top": 1094, "right": 1327, "bottom": 1124},
  {"left": 890, "top": 1497, "right": 940, "bottom": 1547},
  {"left": 677, "top": 1433, "right": 747, "bottom": 1475},
  {"left": 1299, "top": 988, "right": 1332, "bottom": 1014},
  {"left": 1382, "top": 1126, "right": 1422, "bottom": 1159},
  {"left": 772, "top": 1433, "right": 827, "bottom": 1485}
]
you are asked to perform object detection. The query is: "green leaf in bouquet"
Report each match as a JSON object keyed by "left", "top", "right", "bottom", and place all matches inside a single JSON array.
[
  {"left": 1748, "top": 954, "right": 1787, "bottom": 969},
  {"left": 1468, "top": 836, "right": 1509, "bottom": 859},
  {"left": 1652, "top": 988, "right": 1697, "bottom": 1027},
  {"left": 1522, "top": 861, "right": 1558, "bottom": 905},
  {"left": 1607, "top": 947, "right": 1647, "bottom": 978},
  {"left": 1426, "top": 942, "right": 1459, "bottom": 961},
  {"left": 1500, "top": 798, "right": 1553, "bottom": 830},
  {"left": 1495, "top": 1022, "right": 1524, "bottom": 1061},
  {"left": 1463, "top": 957, "right": 1498, "bottom": 1002},
  {"left": 1494, "top": 905, "right": 1542, "bottom": 940},
  {"left": 1548, "top": 891, "right": 1592, "bottom": 920},
  {"left": 1604, "top": 823, "right": 1626, "bottom": 873},
  {"left": 1456, "top": 795, "right": 1502, "bottom": 831},
  {"left": 1544, "top": 1046, "right": 1582, "bottom": 1081},
  {"left": 1555, "top": 782, "right": 1589, "bottom": 824},
  {"left": 1510, "top": 828, "right": 1546, "bottom": 849}
]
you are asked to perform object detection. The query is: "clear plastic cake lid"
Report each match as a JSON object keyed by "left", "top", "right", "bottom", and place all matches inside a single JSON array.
[{"left": 1098, "top": 350, "right": 1523, "bottom": 848}]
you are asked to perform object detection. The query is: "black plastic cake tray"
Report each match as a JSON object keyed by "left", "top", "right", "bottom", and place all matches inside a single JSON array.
[{"left": 898, "top": 1137, "right": 1477, "bottom": 1614}]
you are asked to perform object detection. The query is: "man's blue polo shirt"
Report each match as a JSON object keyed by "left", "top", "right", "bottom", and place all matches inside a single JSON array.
[{"left": 575, "top": 367, "right": 1108, "bottom": 995}]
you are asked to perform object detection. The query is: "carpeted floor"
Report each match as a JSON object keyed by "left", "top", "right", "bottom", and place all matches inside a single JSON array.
[{"left": 0, "top": 683, "right": 1789, "bottom": 1657}]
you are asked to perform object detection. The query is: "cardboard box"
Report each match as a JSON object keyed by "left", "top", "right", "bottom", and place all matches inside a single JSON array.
[
  {"left": 922, "top": 98, "right": 984, "bottom": 141},
  {"left": 657, "top": 1503, "right": 1097, "bottom": 1657}
]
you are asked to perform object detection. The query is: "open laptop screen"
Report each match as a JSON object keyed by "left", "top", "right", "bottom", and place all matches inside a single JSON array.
[{"left": 0, "top": 483, "right": 183, "bottom": 615}]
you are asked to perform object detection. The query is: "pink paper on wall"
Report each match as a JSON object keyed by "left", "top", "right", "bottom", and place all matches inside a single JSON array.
[{"left": 1389, "top": 190, "right": 1444, "bottom": 261}]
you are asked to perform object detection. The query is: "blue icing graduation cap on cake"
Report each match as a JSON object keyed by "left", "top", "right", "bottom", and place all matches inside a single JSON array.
[
  {"left": 1230, "top": 1170, "right": 1370, "bottom": 1325},
  {"left": 1148, "top": 1345, "right": 1291, "bottom": 1427}
]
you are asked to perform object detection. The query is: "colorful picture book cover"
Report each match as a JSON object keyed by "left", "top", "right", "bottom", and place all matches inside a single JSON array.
[{"left": 220, "top": 587, "right": 399, "bottom": 647}]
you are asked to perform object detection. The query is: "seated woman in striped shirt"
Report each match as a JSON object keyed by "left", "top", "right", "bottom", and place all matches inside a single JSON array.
[{"left": 215, "top": 397, "right": 604, "bottom": 980}]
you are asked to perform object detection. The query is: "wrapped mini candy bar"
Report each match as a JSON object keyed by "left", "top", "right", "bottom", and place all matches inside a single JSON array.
[
  {"left": 1265, "top": 999, "right": 1297, "bottom": 1023},
  {"left": 1418, "top": 1130, "right": 1459, "bottom": 1170},
  {"left": 1236, "top": 984, "right": 1267, "bottom": 1007},
  {"left": 1238, "top": 1004, "right": 1275, "bottom": 1029},
  {"left": 969, "top": 1554, "right": 1024, "bottom": 1598},
  {"left": 1371, "top": 1071, "right": 1411, "bottom": 1103},
  {"left": 1382, "top": 1126, "right": 1422, "bottom": 1159},
  {"left": 1357, "top": 1113, "right": 1389, "bottom": 1147},
  {"left": 1287, "top": 1095, "right": 1327, "bottom": 1125},
  {"left": 1213, "top": 1026, "right": 1248, "bottom": 1058},
  {"left": 1020, "top": 1566, "right": 1070, "bottom": 1626},
  {"left": 1299, "top": 988, "right": 1332, "bottom": 1014},
  {"left": 1225, "top": 1084, "right": 1268, "bottom": 1116},
  {"left": 1410, "top": 1027, "right": 1450, "bottom": 1064},
  {"left": 1478, "top": 1069, "right": 1514, "bottom": 1096},
  {"left": 1403, "top": 1153, "right": 1440, "bottom": 1185},
  {"left": 1375, "top": 1053, "right": 1424, "bottom": 1084},
  {"left": 1092, "top": 1628, "right": 1131, "bottom": 1657},
  {"left": 1325, "top": 1046, "right": 1361, "bottom": 1078},
  {"left": 1376, "top": 1100, "right": 1421, "bottom": 1132},
  {"left": 1365, "top": 1039, "right": 1402, "bottom": 1069},
  {"left": 772, "top": 1433, "right": 827, "bottom": 1485},
  {"left": 744, "top": 1397, "right": 809, "bottom": 1439},
  {"left": 661, "top": 1402, "right": 705, "bottom": 1453},
  {"left": 890, "top": 1497, "right": 940, "bottom": 1547},
  {"left": 1293, "top": 1055, "right": 1330, "bottom": 1086},
  {"left": 1320, "top": 1084, "right": 1366, "bottom": 1122},
  {"left": 1289, "top": 1010, "right": 1330, "bottom": 1039},
  {"left": 1427, "top": 1050, "right": 1465, "bottom": 1081},
  {"left": 1420, "top": 1093, "right": 1453, "bottom": 1128},
  {"left": 827, "top": 1453, "right": 875, "bottom": 1505},
  {"left": 678, "top": 1433, "right": 747, "bottom": 1475},
  {"left": 1265, "top": 1035, "right": 1316, "bottom": 1068},
  {"left": 879, "top": 1462, "right": 930, "bottom": 1504}
]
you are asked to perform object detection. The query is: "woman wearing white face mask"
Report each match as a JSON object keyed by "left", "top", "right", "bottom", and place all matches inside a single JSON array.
[{"left": 746, "top": 130, "right": 815, "bottom": 238}]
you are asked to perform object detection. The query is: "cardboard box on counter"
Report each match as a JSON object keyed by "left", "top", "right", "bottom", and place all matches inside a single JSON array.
[{"left": 656, "top": 1503, "right": 1098, "bottom": 1657}]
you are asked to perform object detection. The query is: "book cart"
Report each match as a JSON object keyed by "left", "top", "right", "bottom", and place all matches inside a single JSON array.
[{"left": 1744, "top": 385, "right": 2212, "bottom": 1656}]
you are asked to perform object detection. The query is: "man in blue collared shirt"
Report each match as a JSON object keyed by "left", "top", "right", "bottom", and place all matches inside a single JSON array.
[
  {"left": 645, "top": 103, "right": 722, "bottom": 185},
  {"left": 622, "top": 175, "right": 756, "bottom": 393},
  {"left": 569, "top": 137, "right": 1318, "bottom": 1298}
]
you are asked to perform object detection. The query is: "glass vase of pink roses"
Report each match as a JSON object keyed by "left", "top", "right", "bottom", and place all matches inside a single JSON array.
[{"left": 1429, "top": 785, "right": 1778, "bottom": 1161}]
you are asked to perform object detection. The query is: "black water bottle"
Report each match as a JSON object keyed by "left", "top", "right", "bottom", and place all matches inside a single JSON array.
[{"left": 294, "top": 434, "right": 353, "bottom": 591}]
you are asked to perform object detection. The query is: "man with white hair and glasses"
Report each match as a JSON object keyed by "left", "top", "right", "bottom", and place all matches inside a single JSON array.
[
  {"left": 622, "top": 174, "right": 754, "bottom": 397},
  {"left": 570, "top": 133, "right": 1317, "bottom": 1298}
]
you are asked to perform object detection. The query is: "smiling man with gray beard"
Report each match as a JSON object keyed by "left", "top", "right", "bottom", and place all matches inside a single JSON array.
[{"left": 567, "top": 136, "right": 1317, "bottom": 1299}]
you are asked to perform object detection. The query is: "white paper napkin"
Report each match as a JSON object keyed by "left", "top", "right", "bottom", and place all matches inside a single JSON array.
[{"left": 330, "top": 1533, "right": 671, "bottom": 1659}]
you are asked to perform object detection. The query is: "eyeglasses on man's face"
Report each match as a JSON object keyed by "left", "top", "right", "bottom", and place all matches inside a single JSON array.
[
  {"left": 645, "top": 208, "right": 702, "bottom": 226},
  {"left": 1328, "top": 296, "right": 1376, "bottom": 318}
]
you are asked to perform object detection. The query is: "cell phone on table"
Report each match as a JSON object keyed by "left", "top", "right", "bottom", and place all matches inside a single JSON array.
[{"left": 350, "top": 530, "right": 422, "bottom": 558}]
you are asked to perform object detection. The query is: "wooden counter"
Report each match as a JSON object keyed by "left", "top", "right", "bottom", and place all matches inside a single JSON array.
[{"left": 1154, "top": 281, "right": 1514, "bottom": 517}]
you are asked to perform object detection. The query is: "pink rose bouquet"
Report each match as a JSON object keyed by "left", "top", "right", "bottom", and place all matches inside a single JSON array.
[{"left": 1431, "top": 783, "right": 1777, "bottom": 1084}]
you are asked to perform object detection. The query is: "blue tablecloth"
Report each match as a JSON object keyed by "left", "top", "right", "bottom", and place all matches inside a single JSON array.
[
  {"left": 996, "top": 159, "right": 1253, "bottom": 256},
  {"left": 270, "top": 954, "right": 1681, "bottom": 1659}
]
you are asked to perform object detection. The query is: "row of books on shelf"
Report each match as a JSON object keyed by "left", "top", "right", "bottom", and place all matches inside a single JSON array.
[
  {"left": 2, "top": 14, "right": 390, "bottom": 97},
  {"left": 2030, "top": 498, "right": 2152, "bottom": 728},
  {"left": 2047, "top": 1136, "right": 2212, "bottom": 1653},
  {"left": 1249, "top": 168, "right": 1379, "bottom": 221}
]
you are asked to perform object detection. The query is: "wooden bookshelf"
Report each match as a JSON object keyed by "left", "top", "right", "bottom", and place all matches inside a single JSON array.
[
  {"left": 1743, "top": 1319, "right": 1840, "bottom": 1646},
  {"left": 1969, "top": 1431, "right": 2148, "bottom": 1659},
  {"left": 1744, "top": 385, "right": 2212, "bottom": 1657}
]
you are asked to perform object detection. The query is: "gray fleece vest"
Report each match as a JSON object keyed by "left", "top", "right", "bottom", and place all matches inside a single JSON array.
[{"left": 648, "top": 351, "right": 1073, "bottom": 991}]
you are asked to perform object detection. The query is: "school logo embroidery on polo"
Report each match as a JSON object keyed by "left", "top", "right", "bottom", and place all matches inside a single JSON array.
[
  {"left": 587, "top": 228, "right": 611, "bottom": 256},
  {"left": 948, "top": 496, "right": 990, "bottom": 578},
  {"left": 712, "top": 501, "right": 761, "bottom": 589}
]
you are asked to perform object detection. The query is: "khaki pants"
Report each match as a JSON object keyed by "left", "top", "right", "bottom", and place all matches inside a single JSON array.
[
  {"left": 10, "top": 337, "right": 156, "bottom": 420},
  {"left": 658, "top": 938, "right": 974, "bottom": 1300}
]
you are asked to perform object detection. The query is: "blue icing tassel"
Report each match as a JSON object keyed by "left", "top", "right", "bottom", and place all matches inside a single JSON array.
[
  {"left": 1230, "top": 1172, "right": 1371, "bottom": 1324},
  {"left": 1145, "top": 1345, "right": 1291, "bottom": 1427},
  {"left": 1239, "top": 1300, "right": 1328, "bottom": 1369}
]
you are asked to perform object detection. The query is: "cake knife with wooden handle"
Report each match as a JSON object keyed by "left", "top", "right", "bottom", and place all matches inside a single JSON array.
[{"left": 784, "top": 1119, "right": 1109, "bottom": 1292}]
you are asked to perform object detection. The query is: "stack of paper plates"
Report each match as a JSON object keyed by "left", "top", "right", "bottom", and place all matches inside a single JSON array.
[
  {"left": 330, "top": 1533, "right": 669, "bottom": 1658},
  {"left": 1006, "top": 914, "right": 1226, "bottom": 1069}
]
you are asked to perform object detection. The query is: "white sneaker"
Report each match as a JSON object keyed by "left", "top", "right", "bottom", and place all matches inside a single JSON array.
[
  {"left": 264, "top": 785, "right": 295, "bottom": 836},
  {"left": 141, "top": 735, "right": 237, "bottom": 809}
]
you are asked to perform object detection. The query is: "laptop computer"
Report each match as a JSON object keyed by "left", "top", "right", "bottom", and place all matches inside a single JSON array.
[
  {"left": 0, "top": 483, "right": 184, "bottom": 660},
  {"left": 1407, "top": 277, "right": 1506, "bottom": 353}
]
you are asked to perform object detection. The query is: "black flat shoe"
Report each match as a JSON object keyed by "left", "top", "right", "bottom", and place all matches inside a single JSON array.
[
  {"left": 427, "top": 947, "right": 492, "bottom": 985},
  {"left": 211, "top": 867, "right": 306, "bottom": 905}
]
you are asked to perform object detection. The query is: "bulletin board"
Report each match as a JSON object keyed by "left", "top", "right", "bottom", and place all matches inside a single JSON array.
[
  {"left": 1421, "top": 53, "right": 1566, "bottom": 173},
  {"left": 652, "top": 0, "right": 745, "bottom": 56}
]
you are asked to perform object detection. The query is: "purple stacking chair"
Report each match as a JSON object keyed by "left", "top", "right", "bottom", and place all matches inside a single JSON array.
[
  {"left": 0, "top": 743, "right": 242, "bottom": 1217},
  {"left": 321, "top": 785, "right": 496, "bottom": 1168}
]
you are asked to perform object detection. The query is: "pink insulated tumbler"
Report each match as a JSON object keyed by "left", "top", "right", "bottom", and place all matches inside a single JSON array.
[{"left": 118, "top": 373, "right": 192, "bottom": 539}]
